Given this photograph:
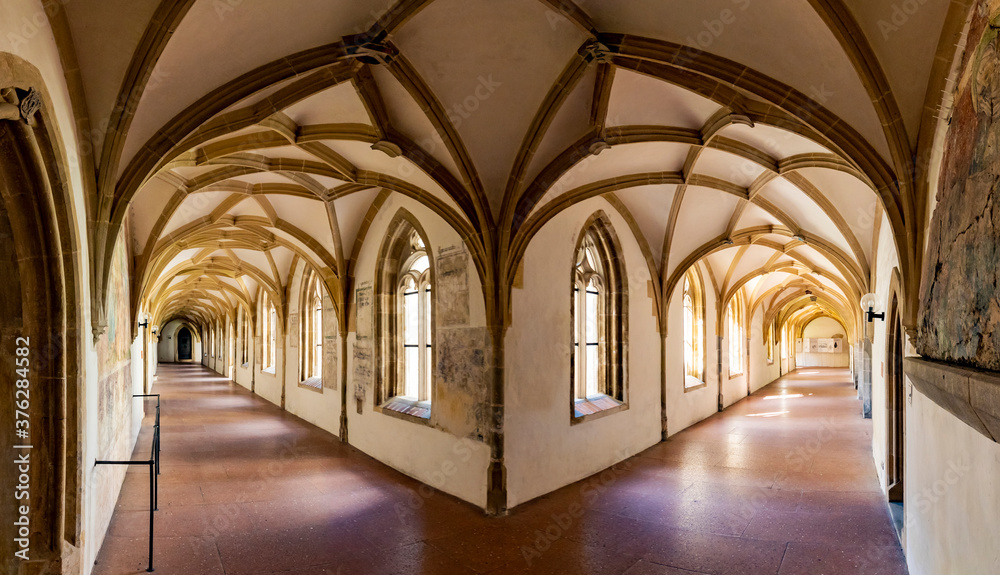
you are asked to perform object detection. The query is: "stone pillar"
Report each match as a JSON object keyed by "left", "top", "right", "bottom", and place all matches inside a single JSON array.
[
  {"left": 716, "top": 335, "right": 724, "bottom": 411},
  {"left": 860, "top": 338, "right": 873, "bottom": 418}
]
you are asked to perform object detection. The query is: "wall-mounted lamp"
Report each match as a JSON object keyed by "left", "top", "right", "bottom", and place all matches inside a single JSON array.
[
  {"left": 860, "top": 293, "right": 884, "bottom": 322},
  {"left": 138, "top": 314, "right": 149, "bottom": 329}
]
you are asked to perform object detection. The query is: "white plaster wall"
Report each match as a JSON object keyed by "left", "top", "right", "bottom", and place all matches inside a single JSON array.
[
  {"left": 749, "top": 307, "right": 780, "bottom": 393},
  {"left": 904, "top": 388, "right": 1000, "bottom": 575},
  {"left": 505, "top": 198, "right": 661, "bottom": 507},
  {"left": 798, "top": 317, "right": 850, "bottom": 367},
  {"left": 346, "top": 194, "right": 490, "bottom": 507},
  {"left": 720, "top": 311, "right": 748, "bottom": 408},
  {"left": 253, "top": 311, "right": 284, "bottom": 407},
  {"left": 664, "top": 263, "right": 720, "bottom": 435},
  {"left": 283, "top": 260, "right": 342, "bottom": 437},
  {"left": 234, "top": 307, "right": 254, "bottom": 391}
]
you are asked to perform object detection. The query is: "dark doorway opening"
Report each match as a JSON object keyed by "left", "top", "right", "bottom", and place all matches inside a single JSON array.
[
  {"left": 886, "top": 294, "right": 904, "bottom": 504},
  {"left": 177, "top": 327, "right": 193, "bottom": 361}
]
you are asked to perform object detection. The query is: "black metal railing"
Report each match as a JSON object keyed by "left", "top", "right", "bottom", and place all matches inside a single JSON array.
[{"left": 95, "top": 394, "right": 161, "bottom": 572}]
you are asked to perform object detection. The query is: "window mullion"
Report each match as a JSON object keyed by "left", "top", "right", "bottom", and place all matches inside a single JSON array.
[{"left": 417, "top": 281, "right": 427, "bottom": 402}]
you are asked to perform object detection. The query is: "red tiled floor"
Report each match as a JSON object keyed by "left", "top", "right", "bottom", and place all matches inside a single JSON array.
[{"left": 92, "top": 364, "right": 907, "bottom": 574}]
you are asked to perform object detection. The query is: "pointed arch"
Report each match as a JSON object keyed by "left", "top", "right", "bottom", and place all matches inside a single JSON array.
[{"left": 570, "top": 211, "right": 628, "bottom": 422}]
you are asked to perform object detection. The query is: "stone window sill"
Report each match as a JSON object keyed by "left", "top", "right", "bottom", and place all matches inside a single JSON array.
[
  {"left": 261, "top": 367, "right": 275, "bottom": 375},
  {"left": 684, "top": 375, "right": 707, "bottom": 392},
  {"left": 572, "top": 394, "right": 626, "bottom": 424},
  {"left": 377, "top": 396, "right": 431, "bottom": 422},
  {"left": 299, "top": 377, "right": 322, "bottom": 392}
]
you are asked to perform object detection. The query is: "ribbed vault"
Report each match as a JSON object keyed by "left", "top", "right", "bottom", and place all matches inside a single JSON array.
[{"left": 43, "top": 0, "right": 971, "bottom": 348}]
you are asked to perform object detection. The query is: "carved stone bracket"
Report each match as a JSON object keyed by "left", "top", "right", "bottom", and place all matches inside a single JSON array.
[
  {"left": 341, "top": 34, "right": 397, "bottom": 65},
  {"left": 0, "top": 86, "right": 40, "bottom": 123},
  {"left": 581, "top": 40, "right": 615, "bottom": 63},
  {"left": 904, "top": 356, "right": 1000, "bottom": 443}
]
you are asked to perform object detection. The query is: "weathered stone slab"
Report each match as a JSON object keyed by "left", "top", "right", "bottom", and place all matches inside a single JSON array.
[
  {"left": 905, "top": 357, "right": 997, "bottom": 442},
  {"left": 916, "top": 2, "right": 1000, "bottom": 371},
  {"left": 969, "top": 369, "right": 1000, "bottom": 441}
]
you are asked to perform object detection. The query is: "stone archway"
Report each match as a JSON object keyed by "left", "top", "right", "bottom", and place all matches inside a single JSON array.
[{"left": 0, "top": 71, "right": 83, "bottom": 574}]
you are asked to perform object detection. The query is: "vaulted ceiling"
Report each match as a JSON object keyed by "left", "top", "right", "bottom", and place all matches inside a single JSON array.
[{"left": 50, "top": 0, "right": 970, "bottom": 335}]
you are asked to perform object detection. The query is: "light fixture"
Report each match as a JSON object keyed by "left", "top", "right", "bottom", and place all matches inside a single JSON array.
[{"left": 860, "top": 293, "right": 884, "bottom": 322}]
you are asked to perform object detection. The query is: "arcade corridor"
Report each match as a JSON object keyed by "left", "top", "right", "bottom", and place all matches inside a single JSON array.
[{"left": 93, "top": 365, "right": 904, "bottom": 574}]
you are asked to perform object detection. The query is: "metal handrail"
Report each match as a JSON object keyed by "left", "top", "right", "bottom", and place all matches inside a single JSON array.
[{"left": 94, "top": 394, "right": 162, "bottom": 572}]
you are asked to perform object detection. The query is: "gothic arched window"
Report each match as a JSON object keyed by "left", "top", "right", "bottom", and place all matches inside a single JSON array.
[
  {"left": 300, "top": 271, "right": 324, "bottom": 388},
  {"left": 571, "top": 214, "right": 627, "bottom": 422},
  {"left": 374, "top": 212, "right": 434, "bottom": 421},
  {"left": 261, "top": 291, "right": 276, "bottom": 373},
  {"left": 683, "top": 268, "right": 705, "bottom": 387},
  {"left": 728, "top": 291, "right": 745, "bottom": 376}
]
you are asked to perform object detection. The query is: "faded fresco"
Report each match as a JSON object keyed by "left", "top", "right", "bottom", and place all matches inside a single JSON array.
[
  {"left": 918, "top": 0, "right": 1000, "bottom": 371},
  {"left": 437, "top": 245, "right": 470, "bottom": 326},
  {"left": 97, "top": 228, "right": 133, "bottom": 456},
  {"left": 436, "top": 326, "right": 491, "bottom": 441}
]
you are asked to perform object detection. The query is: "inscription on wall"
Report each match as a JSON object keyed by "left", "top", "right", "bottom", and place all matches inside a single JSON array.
[
  {"left": 356, "top": 282, "right": 372, "bottom": 339},
  {"left": 353, "top": 341, "right": 372, "bottom": 413}
]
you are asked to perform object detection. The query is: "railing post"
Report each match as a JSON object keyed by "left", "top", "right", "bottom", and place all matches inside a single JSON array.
[{"left": 148, "top": 459, "right": 155, "bottom": 572}]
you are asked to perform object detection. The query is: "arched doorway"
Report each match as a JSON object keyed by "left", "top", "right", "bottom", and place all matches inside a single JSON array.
[
  {"left": 177, "top": 327, "right": 193, "bottom": 361},
  {"left": 0, "top": 78, "right": 82, "bottom": 571},
  {"left": 886, "top": 294, "right": 904, "bottom": 503}
]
